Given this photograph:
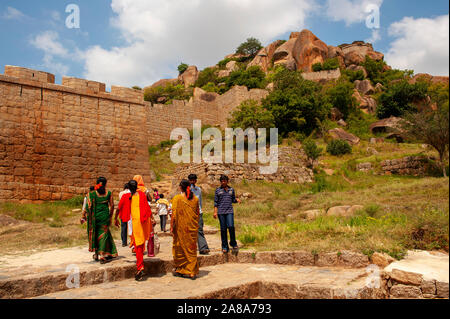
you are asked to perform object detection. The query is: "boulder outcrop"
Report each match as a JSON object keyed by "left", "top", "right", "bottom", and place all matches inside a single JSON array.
[
  {"left": 248, "top": 40, "right": 284, "bottom": 72},
  {"left": 340, "top": 41, "right": 384, "bottom": 66},
  {"left": 178, "top": 65, "right": 199, "bottom": 87},
  {"left": 328, "top": 128, "right": 360, "bottom": 145},
  {"left": 273, "top": 29, "right": 328, "bottom": 72}
]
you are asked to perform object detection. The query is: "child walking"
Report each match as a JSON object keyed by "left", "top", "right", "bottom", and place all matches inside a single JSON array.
[{"left": 156, "top": 194, "right": 170, "bottom": 232}]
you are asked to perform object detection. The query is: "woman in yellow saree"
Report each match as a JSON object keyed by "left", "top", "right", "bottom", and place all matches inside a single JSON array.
[{"left": 171, "top": 179, "right": 200, "bottom": 279}]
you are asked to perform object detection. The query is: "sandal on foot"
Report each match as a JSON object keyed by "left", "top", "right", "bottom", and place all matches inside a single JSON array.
[
  {"left": 222, "top": 249, "right": 229, "bottom": 254},
  {"left": 100, "top": 258, "right": 112, "bottom": 264},
  {"left": 135, "top": 270, "right": 145, "bottom": 281},
  {"left": 93, "top": 254, "right": 99, "bottom": 261},
  {"left": 232, "top": 247, "right": 239, "bottom": 255}
]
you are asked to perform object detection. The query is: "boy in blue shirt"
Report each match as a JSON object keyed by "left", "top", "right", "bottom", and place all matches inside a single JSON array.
[{"left": 214, "top": 175, "right": 241, "bottom": 255}]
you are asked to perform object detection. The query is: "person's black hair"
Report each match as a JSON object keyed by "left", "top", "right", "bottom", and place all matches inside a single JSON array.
[
  {"left": 220, "top": 175, "right": 229, "bottom": 182},
  {"left": 89, "top": 186, "right": 95, "bottom": 192},
  {"left": 123, "top": 183, "right": 130, "bottom": 190},
  {"left": 154, "top": 188, "right": 158, "bottom": 192},
  {"left": 96, "top": 177, "right": 107, "bottom": 195},
  {"left": 188, "top": 174, "right": 197, "bottom": 181},
  {"left": 159, "top": 194, "right": 164, "bottom": 199},
  {"left": 128, "top": 180, "right": 138, "bottom": 200},
  {"left": 180, "top": 179, "right": 194, "bottom": 200}
]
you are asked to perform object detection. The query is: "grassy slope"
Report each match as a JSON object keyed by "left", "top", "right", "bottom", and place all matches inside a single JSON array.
[{"left": 200, "top": 141, "right": 449, "bottom": 259}]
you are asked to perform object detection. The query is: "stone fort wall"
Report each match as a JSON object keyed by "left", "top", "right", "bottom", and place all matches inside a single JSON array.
[{"left": 0, "top": 65, "right": 268, "bottom": 202}]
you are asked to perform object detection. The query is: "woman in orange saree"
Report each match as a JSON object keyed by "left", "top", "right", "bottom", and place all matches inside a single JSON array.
[
  {"left": 171, "top": 179, "right": 200, "bottom": 279},
  {"left": 131, "top": 175, "right": 156, "bottom": 257}
]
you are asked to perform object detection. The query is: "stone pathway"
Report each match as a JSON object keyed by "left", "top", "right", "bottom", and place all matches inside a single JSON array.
[
  {"left": 0, "top": 228, "right": 220, "bottom": 281},
  {"left": 35, "top": 263, "right": 382, "bottom": 299}
]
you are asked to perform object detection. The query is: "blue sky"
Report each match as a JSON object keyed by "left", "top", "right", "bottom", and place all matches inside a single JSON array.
[{"left": 0, "top": 0, "right": 448, "bottom": 88}]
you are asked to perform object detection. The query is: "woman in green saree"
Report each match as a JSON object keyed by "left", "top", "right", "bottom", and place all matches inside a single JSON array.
[{"left": 81, "top": 177, "right": 118, "bottom": 264}]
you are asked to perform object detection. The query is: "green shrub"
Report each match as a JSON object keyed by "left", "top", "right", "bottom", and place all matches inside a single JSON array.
[
  {"left": 312, "top": 58, "right": 339, "bottom": 72},
  {"left": 325, "top": 80, "right": 356, "bottom": 119},
  {"left": 195, "top": 67, "right": 219, "bottom": 88},
  {"left": 302, "top": 139, "right": 322, "bottom": 162},
  {"left": 218, "top": 57, "right": 237, "bottom": 69},
  {"left": 225, "top": 65, "right": 267, "bottom": 90},
  {"left": 346, "top": 111, "right": 378, "bottom": 140},
  {"left": 322, "top": 57, "right": 340, "bottom": 70},
  {"left": 312, "top": 63, "right": 323, "bottom": 72},
  {"left": 326, "top": 139, "right": 352, "bottom": 156},
  {"left": 132, "top": 86, "right": 142, "bottom": 90},
  {"left": 228, "top": 99, "right": 275, "bottom": 129},
  {"left": 143, "top": 84, "right": 191, "bottom": 104},
  {"left": 342, "top": 69, "right": 365, "bottom": 82},
  {"left": 377, "top": 80, "right": 428, "bottom": 119},
  {"left": 202, "top": 82, "right": 220, "bottom": 93},
  {"left": 362, "top": 56, "right": 413, "bottom": 86},
  {"left": 178, "top": 63, "right": 189, "bottom": 75}
]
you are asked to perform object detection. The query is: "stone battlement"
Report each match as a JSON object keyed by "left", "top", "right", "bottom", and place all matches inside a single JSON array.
[{"left": 2, "top": 65, "right": 144, "bottom": 105}]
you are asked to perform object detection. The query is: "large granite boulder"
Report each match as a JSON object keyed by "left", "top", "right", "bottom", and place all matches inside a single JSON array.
[
  {"left": 294, "top": 30, "right": 329, "bottom": 72},
  {"left": 369, "top": 117, "right": 402, "bottom": 135},
  {"left": 178, "top": 65, "right": 199, "bottom": 87},
  {"left": 328, "top": 128, "right": 360, "bottom": 145},
  {"left": 340, "top": 41, "right": 384, "bottom": 66},
  {"left": 148, "top": 78, "right": 178, "bottom": 88},
  {"left": 248, "top": 40, "right": 284, "bottom": 72},
  {"left": 347, "top": 64, "right": 368, "bottom": 78},
  {"left": 273, "top": 29, "right": 328, "bottom": 72},
  {"left": 273, "top": 35, "right": 299, "bottom": 71},
  {"left": 327, "top": 45, "right": 345, "bottom": 68},
  {"left": 355, "top": 79, "right": 375, "bottom": 95},
  {"left": 353, "top": 89, "right": 377, "bottom": 114}
]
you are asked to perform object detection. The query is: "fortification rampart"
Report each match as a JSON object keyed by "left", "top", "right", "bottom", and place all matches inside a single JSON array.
[{"left": 0, "top": 65, "right": 269, "bottom": 202}]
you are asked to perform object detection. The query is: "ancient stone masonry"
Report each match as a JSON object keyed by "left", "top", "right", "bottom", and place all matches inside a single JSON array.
[
  {"left": 0, "top": 66, "right": 269, "bottom": 202},
  {"left": 172, "top": 147, "right": 314, "bottom": 186},
  {"left": 381, "top": 156, "right": 437, "bottom": 176}
]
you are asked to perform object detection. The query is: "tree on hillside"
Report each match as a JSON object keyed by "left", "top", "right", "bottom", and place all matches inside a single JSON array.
[
  {"left": 178, "top": 63, "right": 189, "bottom": 75},
  {"left": 262, "top": 68, "right": 331, "bottom": 136},
  {"left": 325, "top": 80, "right": 356, "bottom": 119},
  {"left": 302, "top": 139, "right": 323, "bottom": 168},
  {"left": 236, "top": 38, "right": 263, "bottom": 57},
  {"left": 400, "top": 84, "right": 449, "bottom": 177},
  {"left": 377, "top": 80, "right": 428, "bottom": 119},
  {"left": 229, "top": 99, "right": 275, "bottom": 129}
]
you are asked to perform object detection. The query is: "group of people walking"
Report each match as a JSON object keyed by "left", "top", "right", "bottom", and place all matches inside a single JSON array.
[{"left": 80, "top": 173, "right": 240, "bottom": 281}]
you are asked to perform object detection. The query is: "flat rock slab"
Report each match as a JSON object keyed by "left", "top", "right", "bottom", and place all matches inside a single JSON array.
[
  {"left": 0, "top": 232, "right": 224, "bottom": 281},
  {"left": 385, "top": 250, "right": 449, "bottom": 283},
  {"left": 34, "top": 263, "right": 383, "bottom": 299}
]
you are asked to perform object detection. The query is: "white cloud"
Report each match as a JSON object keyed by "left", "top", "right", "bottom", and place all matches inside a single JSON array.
[
  {"left": 365, "top": 29, "right": 381, "bottom": 44},
  {"left": 30, "top": 31, "right": 69, "bottom": 57},
  {"left": 82, "top": 0, "right": 317, "bottom": 87},
  {"left": 29, "top": 31, "right": 81, "bottom": 76},
  {"left": 325, "top": 0, "right": 383, "bottom": 26},
  {"left": 2, "top": 6, "right": 26, "bottom": 20},
  {"left": 385, "top": 14, "right": 449, "bottom": 76}
]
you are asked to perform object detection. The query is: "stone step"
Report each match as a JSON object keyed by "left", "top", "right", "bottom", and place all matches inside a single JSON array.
[
  {"left": 0, "top": 248, "right": 372, "bottom": 299},
  {"left": 35, "top": 263, "right": 386, "bottom": 299}
]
